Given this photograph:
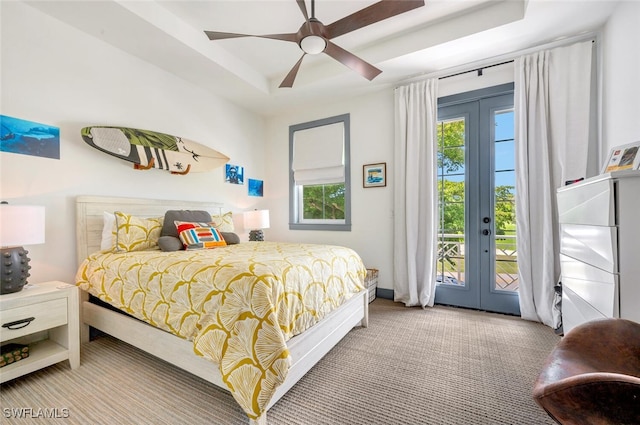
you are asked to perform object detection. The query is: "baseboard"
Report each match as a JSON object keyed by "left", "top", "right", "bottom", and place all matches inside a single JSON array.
[{"left": 376, "top": 288, "right": 393, "bottom": 300}]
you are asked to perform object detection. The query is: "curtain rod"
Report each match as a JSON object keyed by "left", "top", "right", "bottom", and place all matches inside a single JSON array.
[
  {"left": 438, "top": 60, "right": 514, "bottom": 80},
  {"left": 396, "top": 31, "right": 598, "bottom": 87}
]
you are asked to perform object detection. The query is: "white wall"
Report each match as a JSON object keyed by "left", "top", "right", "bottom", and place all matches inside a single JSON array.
[
  {"left": 0, "top": 2, "right": 267, "bottom": 285},
  {"left": 602, "top": 1, "right": 640, "bottom": 154}
]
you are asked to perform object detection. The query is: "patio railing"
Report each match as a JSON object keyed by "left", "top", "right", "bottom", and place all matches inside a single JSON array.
[{"left": 437, "top": 233, "right": 518, "bottom": 291}]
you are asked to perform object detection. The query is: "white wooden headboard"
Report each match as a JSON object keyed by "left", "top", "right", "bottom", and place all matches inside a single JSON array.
[{"left": 76, "top": 195, "right": 224, "bottom": 266}]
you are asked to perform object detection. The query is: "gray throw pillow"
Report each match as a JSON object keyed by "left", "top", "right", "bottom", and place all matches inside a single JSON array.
[
  {"left": 162, "top": 210, "right": 212, "bottom": 238},
  {"left": 158, "top": 236, "right": 183, "bottom": 252},
  {"left": 220, "top": 232, "right": 240, "bottom": 245}
]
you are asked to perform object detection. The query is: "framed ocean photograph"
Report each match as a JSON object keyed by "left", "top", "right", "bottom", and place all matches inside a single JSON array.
[
  {"left": 363, "top": 162, "right": 386, "bottom": 188},
  {"left": 224, "top": 163, "right": 244, "bottom": 184},
  {"left": 601, "top": 141, "right": 640, "bottom": 173},
  {"left": 248, "top": 179, "right": 264, "bottom": 197},
  {"left": 0, "top": 115, "right": 60, "bottom": 159}
]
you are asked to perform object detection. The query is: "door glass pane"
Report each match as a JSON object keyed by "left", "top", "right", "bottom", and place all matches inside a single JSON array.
[
  {"left": 437, "top": 118, "right": 465, "bottom": 287},
  {"left": 493, "top": 109, "right": 518, "bottom": 291}
]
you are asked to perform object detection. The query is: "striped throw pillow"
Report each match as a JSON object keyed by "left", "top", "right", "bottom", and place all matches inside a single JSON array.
[{"left": 175, "top": 221, "right": 227, "bottom": 250}]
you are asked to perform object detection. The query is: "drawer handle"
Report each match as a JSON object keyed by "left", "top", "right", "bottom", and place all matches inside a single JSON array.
[{"left": 2, "top": 317, "right": 35, "bottom": 330}]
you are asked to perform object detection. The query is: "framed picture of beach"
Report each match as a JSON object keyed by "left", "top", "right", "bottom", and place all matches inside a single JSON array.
[{"left": 363, "top": 162, "right": 386, "bottom": 188}]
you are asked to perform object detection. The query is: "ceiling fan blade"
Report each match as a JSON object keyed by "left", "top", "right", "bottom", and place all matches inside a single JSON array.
[
  {"left": 323, "top": 41, "right": 382, "bottom": 81},
  {"left": 279, "top": 54, "right": 307, "bottom": 88},
  {"left": 204, "top": 31, "right": 298, "bottom": 43},
  {"left": 296, "top": 0, "right": 309, "bottom": 21},
  {"left": 325, "top": 0, "right": 425, "bottom": 39}
]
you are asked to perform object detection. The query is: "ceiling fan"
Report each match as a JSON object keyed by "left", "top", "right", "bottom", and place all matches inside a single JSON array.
[{"left": 204, "top": 0, "right": 425, "bottom": 88}]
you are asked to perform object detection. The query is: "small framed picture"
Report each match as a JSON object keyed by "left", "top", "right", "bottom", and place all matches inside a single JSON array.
[
  {"left": 363, "top": 162, "right": 386, "bottom": 188},
  {"left": 601, "top": 141, "right": 640, "bottom": 174},
  {"left": 225, "top": 164, "right": 244, "bottom": 184},
  {"left": 248, "top": 178, "right": 264, "bottom": 197}
]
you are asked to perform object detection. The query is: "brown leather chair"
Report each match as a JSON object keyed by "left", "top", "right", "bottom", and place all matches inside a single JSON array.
[
  {"left": 533, "top": 319, "right": 640, "bottom": 425},
  {"left": 533, "top": 318, "right": 640, "bottom": 425}
]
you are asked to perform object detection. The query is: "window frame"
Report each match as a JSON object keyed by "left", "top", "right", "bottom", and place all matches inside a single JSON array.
[{"left": 289, "top": 113, "right": 351, "bottom": 231}]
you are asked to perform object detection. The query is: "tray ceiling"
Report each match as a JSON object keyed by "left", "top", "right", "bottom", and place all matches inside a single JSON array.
[{"left": 25, "top": 0, "right": 618, "bottom": 115}]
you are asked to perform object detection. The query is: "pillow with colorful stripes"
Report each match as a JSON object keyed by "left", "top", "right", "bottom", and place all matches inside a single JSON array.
[{"left": 175, "top": 221, "right": 227, "bottom": 250}]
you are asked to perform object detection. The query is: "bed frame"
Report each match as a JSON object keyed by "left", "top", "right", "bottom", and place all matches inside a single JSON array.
[{"left": 75, "top": 195, "right": 368, "bottom": 425}]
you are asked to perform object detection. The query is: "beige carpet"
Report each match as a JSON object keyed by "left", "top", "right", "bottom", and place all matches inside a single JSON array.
[{"left": 1, "top": 299, "right": 560, "bottom": 424}]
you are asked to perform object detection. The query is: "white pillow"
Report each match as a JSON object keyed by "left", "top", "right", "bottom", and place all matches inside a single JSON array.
[{"left": 100, "top": 211, "right": 116, "bottom": 250}]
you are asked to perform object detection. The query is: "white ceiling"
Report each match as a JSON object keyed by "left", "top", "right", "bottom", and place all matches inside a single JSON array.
[{"left": 26, "top": 0, "right": 619, "bottom": 116}]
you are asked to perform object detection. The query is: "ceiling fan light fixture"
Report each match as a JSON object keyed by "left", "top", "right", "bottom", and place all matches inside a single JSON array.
[{"left": 300, "top": 35, "right": 326, "bottom": 55}]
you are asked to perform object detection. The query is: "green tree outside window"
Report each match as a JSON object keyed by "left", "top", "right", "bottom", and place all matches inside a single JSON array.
[{"left": 302, "top": 184, "right": 345, "bottom": 220}]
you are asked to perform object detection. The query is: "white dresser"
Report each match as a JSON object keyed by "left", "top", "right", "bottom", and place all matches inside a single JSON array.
[{"left": 557, "top": 170, "right": 640, "bottom": 334}]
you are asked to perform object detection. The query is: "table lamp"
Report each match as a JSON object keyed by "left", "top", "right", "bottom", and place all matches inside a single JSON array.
[
  {"left": 0, "top": 203, "right": 45, "bottom": 294},
  {"left": 244, "top": 210, "right": 270, "bottom": 242}
]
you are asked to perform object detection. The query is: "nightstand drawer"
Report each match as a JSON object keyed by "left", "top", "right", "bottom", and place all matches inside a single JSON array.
[{"left": 1, "top": 298, "right": 67, "bottom": 341}]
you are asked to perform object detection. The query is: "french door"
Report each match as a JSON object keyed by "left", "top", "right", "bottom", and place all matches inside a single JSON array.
[{"left": 435, "top": 84, "right": 520, "bottom": 315}]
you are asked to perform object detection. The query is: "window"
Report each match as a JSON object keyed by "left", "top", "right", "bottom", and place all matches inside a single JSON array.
[{"left": 289, "top": 114, "right": 351, "bottom": 231}]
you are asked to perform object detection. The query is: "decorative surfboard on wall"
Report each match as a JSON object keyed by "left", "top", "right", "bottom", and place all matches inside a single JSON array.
[{"left": 81, "top": 126, "right": 229, "bottom": 175}]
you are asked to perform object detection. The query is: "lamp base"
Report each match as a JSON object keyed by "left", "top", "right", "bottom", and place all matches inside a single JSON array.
[
  {"left": 0, "top": 247, "right": 31, "bottom": 294},
  {"left": 248, "top": 230, "right": 264, "bottom": 242}
]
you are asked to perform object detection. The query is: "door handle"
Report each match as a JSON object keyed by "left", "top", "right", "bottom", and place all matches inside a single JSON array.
[{"left": 482, "top": 229, "right": 492, "bottom": 236}]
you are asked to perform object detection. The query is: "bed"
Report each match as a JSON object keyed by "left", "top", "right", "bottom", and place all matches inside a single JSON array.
[{"left": 75, "top": 195, "right": 368, "bottom": 425}]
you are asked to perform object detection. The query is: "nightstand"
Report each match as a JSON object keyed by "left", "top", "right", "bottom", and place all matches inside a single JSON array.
[{"left": 0, "top": 281, "right": 80, "bottom": 383}]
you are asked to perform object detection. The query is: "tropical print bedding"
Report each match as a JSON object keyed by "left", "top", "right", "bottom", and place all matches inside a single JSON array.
[{"left": 76, "top": 241, "right": 366, "bottom": 420}]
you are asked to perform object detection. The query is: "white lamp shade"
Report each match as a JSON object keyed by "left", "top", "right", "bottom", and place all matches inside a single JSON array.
[
  {"left": 244, "top": 210, "right": 270, "bottom": 230},
  {"left": 0, "top": 205, "right": 45, "bottom": 247},
  {"left": 300, "top": 35, "right": 326, "bottom": 55}
]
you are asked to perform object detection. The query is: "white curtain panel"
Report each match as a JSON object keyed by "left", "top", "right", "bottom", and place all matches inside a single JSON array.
[
  {"left": 514, "top": 40, "right": 594, "bottom": 328},
  {"left": 393, "top": 79, "right": 439, "bottom": 308}
]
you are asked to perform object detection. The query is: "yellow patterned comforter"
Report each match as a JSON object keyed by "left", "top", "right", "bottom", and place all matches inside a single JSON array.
[{"left": 75, "top": 241, "right": 366, "bottom": 419}]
